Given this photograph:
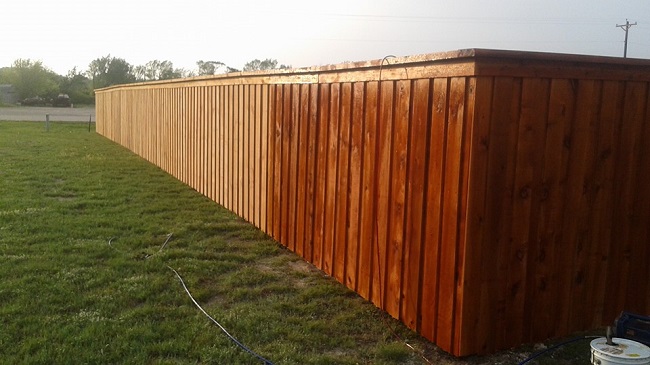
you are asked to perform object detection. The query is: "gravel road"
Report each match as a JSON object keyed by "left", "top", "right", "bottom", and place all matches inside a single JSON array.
[{"left": 0, "top": 106, "right": 96, "bottom": 122}]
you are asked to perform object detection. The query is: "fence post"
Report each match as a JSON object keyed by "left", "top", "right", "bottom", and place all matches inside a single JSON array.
[
  {"left": 88, "top": 114, "right": 92, "bottom": 132},
  {"left": 46, "top": 114, "right": 50, "bottom": 132}
]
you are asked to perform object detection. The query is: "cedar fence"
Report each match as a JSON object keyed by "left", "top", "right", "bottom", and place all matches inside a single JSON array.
[{"left": 95, "top": 49, "right": 650, "bottom": 356}]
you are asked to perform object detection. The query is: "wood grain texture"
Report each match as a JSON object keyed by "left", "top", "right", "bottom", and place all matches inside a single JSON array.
[{"left": 96, "top": 52, "right": 650, "bottom": 356}]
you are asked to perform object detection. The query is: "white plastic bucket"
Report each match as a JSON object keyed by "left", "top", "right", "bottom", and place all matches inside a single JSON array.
[{"left": 591, "top": 337, "right": 650, "bottom": 365}]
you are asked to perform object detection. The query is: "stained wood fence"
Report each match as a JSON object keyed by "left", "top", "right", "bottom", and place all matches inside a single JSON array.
[{"left": 95, "top": 49, "right": 650, "bottom": 356}]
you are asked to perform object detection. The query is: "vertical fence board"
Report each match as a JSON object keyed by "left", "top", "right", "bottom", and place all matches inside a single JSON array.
[
  {"left": 266, "top": 85, "right": 275, "bottom": 236},
  {"left": 629, "top": 88, "right": 650, "bottom": 313},
  {"left": 288, "top": 84, "right": 300, "bottom": 252},
  {"left": 281, "top": 84, "right": 293, "bottom": 247},
  {"left": 358, "top": 81, "right": 378, "bottom": 301},
  {"left": 242, "top": 85, "right": 250, "bottom": 221},
  {"left": 386, "top": 80, "right": 410, "bottom": 318},
  {"left": 273, "top": 85, "right": 283, "bottom": 241},
  {"left": 304, "top": 84, "right": 319, "bottom": 263},
  {"left": 346, "top": 82, "right": 364, "bottom": 290},
  {"left": 260, "top": 85, "right": 269, "bottom": 231},
  {"left": 238, "top": 85, "right": 244, "bottom": 217},
  {"left": 585, "top": 81, "right": 623, "bottom": 324},
  {"left": 458, "top": 76, "right": 493, "bottom": 354},
  {"left": 247, "top": 85, "right": 254, "bottom": 226},
  {"left": 323, "top": 83, "right": 341, "bottom": 275},
  {"left": 313, "top": 84, "right": 330, "bottom": 270},
  {"left": 560, "top": 80, "right": 600, "bottom": 334},
  {"left": 628, "top": 88, "right": 650, "bottom": 314},
  {"left": 606, "top": 81, "right": 648, "bottom": 320},
  {"left": 226, "top": 85, "right": 233, "bottom": 210},
  {"left": 296, "top": 84, "right": 310, "bottom": 258},
  {"left": 420, "top": 77, "right": 448, "bottom": 341},
  {"left": 436, "top": 77, "right": 466, "bottom": 351},
  {"left": 513, "top": 78, "right": 551, "bottom": 344},
  {"left": 334, "top": 83, "right": 352, "bottom": 282},
  {"left": 402, "top": 79, "right": 429, "bottom": 331},
  {"left": 374, "top": 80, "right": 394, "bottom": 309}
]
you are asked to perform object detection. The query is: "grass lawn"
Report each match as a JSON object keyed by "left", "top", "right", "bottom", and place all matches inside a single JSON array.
[{"left": 0, "top": 121, "right": 598, "bottom": 364}]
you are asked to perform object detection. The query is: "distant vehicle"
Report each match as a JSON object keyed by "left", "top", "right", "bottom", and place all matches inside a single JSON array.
[
  {"left": 21, "top": 96, "right": 46, "bottom": 106},
  {"left": 52, "top": 94, "right": 71, "bottom": 107}
]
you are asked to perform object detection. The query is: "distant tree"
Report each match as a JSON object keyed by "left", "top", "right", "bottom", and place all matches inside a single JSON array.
[
  {"left": 0, "top": 67, "right": 11, "bottom": 83},
  {"left": 196, "top": 60, "right": 225, "bottom": 76},
  {"left": 134, "top": 60, "right": 186, "bottom": 81},
  {"left": 88, "top": 55, "right": 136, "bottom": 89},
  {"left": 242, "top": 58, "right": 290, "bottom": 72},
  {"left": 3, "top": 59, "right": 60, "bottom": 100},
  {"left": 59, "top": 67, "right": 94, "bottom": 105}
]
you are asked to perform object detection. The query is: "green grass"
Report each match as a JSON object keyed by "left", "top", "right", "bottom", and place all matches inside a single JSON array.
[{"left": 0, "top": 121, "right": 438, "bottom": 365}]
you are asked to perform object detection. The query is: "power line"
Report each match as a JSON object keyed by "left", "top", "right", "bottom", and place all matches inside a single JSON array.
[{"left": 616, "top": 19, "right": 637, "bottom": 58}]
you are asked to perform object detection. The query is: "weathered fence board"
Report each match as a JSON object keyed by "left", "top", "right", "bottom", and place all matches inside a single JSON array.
[{"left": 96, "top": 49, "right": 650, "bottom": 356}]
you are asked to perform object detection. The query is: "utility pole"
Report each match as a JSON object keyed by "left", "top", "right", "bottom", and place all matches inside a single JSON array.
[{"left": 616, "top": 19, "right": 637, "bottom": 58}]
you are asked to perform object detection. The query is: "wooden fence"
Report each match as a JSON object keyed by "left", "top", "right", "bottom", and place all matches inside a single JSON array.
[{"left": 95, "top": 49, "right": 650, "bottom": 356}]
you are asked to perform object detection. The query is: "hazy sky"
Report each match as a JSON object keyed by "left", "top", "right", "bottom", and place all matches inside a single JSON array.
[{"left": 2, "top": 0, "right": 649, "bottom": 75}]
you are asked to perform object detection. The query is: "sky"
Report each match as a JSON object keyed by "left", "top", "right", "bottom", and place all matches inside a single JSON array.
[{"left": 1, "top": 0, "right": 649, "bottom": 76}]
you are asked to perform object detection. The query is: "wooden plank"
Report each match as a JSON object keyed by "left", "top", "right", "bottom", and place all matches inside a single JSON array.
[
  {"left": 208, "top": 86, "right": 215, "bottom": 201},
  {"left": 197, "top": 87, "right": 210, "bottom": 197},
  {"left": 401, "top": 78, "right": 430, "bottom": 331},
  {"left": 180, "top": 87, "right": 187, "bottom": 185},
  {"left": 420, "top": 78, "right": 447, "bottom": 341},
  {"left": 295, "top": 83, "right": 310, "bottom": 258},
  {"left": 273, "top": 85, "right": 283, "bottom": 241},
  {"left": 246, "top": 85, "right": 254, "bottom": 225},
  {"left": 216, "top": 86, "right": 222, "bottom": 203},
  {"left": 288, "top": 84, "right": 300, "bottom": 252},
  {"left": 480, "top": 77, "right": 522, "bottom": 351},
  {"left": 313, "top": 84, "right": 330, "bottom": 269},
  {"left": 436, "top": 77, "right": 466, "bottom": 352},
  {"left": 450, "top": 75, "right": 474, "bottom": 355},
  {"left": 242, "top": 85, "right": 250, "bottom": 221},
  {"left": 225, "top": 85, "right": 232, "bottom": 210},
  {"left": 334, "top": 82, "right": 352, "bottom": 283},
  {"left": 266, "top": 85, "right": 276, "bottom": 237},
  {"left": 189, "top": 87, "right": 195, "bottom": 189},
  {"left": 457, "top": 76, "right": 493, "bottom": 355},
  {"left": 260, "top": 85, "right": 269, "bottom": 232},
  {"left": 385, "top": 80, "right": 410, "bottom": 318},
  {"left": 232, "top": 85, "right": 238, "bottom": 211},
  {"left": 304, "top": 83, "right": 320, "bottom": 263},
  {"left": 528, "top": 78, "right": 576, "bottom": 344},
  {"left": 358, "top": 81, "right": 378, "bottom": 300},
  {"left": 218, "top": 86, "right": 225, "bottom": 205},
  {"left": 627, "top": 85, "right": 650, "bottom": 314},
  {"left": 323, "top": 83, "right": 341, "bottom": 275},
  {"left": 238, "top": 85, "right": 244, "bottom": 217},
  {"left": 585, "top": 81, "right": 624, "bottom": 326},
  {"left": 507, "top": 78, "right": 550, "bottom": 345},
  {"left": 628, "top": 86, "right": 650, "bottom": 314},
  {"left": 374, "top": 80, "right": 394, "bottom": 309},
  {"left": 606, "top": 81, "right": 647, "bottom": 320},
  {"left": 253, "top": 85, "right": 261, "bottom": 228},
  {"left": 561, "top": 80, "right": 600, "bottom": 334},
  {"left": 281, "top": 84, "right": 292, "bottom": 247},
  {"left": 346, "top": 82, "right": 364, "bottom": 290}
]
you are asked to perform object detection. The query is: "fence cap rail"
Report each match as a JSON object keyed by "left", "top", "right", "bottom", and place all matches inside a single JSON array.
[{"left": 95, "top": 48, "right": 650, "bottom": 92}]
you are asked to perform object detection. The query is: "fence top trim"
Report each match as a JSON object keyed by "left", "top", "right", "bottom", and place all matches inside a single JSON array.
[{"left": 95, "top": 48, "right": 650, "bottom": 92}]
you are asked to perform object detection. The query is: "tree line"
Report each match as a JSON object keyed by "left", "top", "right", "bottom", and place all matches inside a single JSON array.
[{"left": 0, "top": 57, "right": 289, "bottom": 105}]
